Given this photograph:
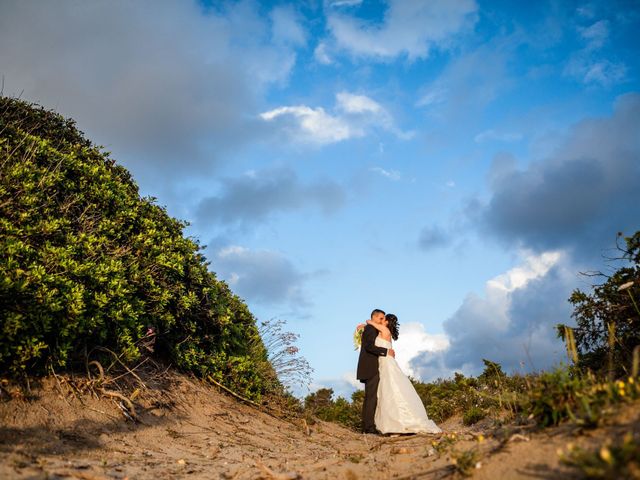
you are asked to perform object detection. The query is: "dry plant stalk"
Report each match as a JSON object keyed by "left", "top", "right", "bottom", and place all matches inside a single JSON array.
[
  {"left": 607, "top": 322, "right": 616, "bottom": 381},
  {"left": 563, "top": 325, "right": 579, "bottom": 365}
]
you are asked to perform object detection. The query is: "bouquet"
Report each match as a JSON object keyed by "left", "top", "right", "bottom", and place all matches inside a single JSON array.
[{"left": 353, "top": 323, "right": 366, "bottom": 350}]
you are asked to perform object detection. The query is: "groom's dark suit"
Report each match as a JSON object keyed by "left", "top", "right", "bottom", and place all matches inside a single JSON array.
[{"left": 357, "top": 324, "right": 389, "bottom": 433}]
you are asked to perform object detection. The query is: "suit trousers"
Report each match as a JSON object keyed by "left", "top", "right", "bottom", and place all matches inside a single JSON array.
[{"left": 362, "top": 372, "right": 380, "bottom": 433}]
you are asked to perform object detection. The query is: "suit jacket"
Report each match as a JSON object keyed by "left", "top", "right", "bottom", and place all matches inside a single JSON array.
[{"left": 356, "top": 324, "right": 388, "bottom": 381}]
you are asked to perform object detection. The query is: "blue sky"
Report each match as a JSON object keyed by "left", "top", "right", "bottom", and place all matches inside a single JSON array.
[{"left": 1, "top": 0, "right": 639, "bottom": 397}]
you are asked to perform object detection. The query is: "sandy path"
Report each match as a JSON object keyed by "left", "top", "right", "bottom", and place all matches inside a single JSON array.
[{"left": 1, "top": 372, "right": 637, "bottom": 479}]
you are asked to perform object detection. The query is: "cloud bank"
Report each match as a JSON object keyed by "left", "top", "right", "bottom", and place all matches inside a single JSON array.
[
  {"left": 0, "top": 0, "right": 303, "bottom": 180},
  {"left": 197, "top": 167, "right": 345, "bottom": 228},
  {"left": 211, "top": 246, "right": 309, "bottom": 307},
  {"left": 412, "top": 93, "right": 640, "bottom": 380}
]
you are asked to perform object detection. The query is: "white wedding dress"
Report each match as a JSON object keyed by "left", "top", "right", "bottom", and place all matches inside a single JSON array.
[{"left": 374, "top": 336, "right": 442, "bottom": 434}]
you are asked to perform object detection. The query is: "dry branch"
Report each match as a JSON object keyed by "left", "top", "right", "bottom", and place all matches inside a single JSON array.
[{"left": 255, "top": 459, "right": 302, "bottom": 480}]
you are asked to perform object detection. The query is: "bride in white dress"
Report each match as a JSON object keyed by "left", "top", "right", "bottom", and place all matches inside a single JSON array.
[{"left": 367, "top": 314, "right": 442, "bottom": 434}]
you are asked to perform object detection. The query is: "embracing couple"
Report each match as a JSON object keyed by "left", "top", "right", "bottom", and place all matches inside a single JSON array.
[{"left": 356, "top": 309, "right": 442, "bottom": 435}]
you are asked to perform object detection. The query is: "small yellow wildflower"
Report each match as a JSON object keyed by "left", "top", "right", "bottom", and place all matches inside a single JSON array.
[
  {"left": 629, "top": 377, "right": 635, "bottom": 384},
  {"left": 477, "top": 434, "right": 485, "bottom": 443},
  {"left": 617, "top": 380, "right": 625, "bottom": 389},
  {"left": 599, "top": 447, "right": 613, "bottom": 464}
]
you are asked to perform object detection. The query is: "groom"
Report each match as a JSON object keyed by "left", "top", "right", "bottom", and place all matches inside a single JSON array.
[{"left": 356, "top": 308, "right": 395, "bottom": 434}]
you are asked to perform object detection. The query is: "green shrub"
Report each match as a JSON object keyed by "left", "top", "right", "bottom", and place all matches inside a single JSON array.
[
  {"left": 522, "top": 369, "right": 639, "bottom": 428},
  {"left": 0, "top": 97, "right": 276, "bottom": 400},
  {"left": 462, "top": 406, "right": 486, "bottom": 426}
]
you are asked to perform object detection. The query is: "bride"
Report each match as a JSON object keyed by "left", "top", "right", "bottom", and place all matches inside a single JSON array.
[{"left": 367, "top": 314, "right": 442, "bottom": 434}]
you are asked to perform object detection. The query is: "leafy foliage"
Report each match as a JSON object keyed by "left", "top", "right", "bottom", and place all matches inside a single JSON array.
[
  {"left": 0, "top": 97, "right": 276, "bottom": 400},
  {"left": 462, "top": 406, "right": 486, "bottom": 426},
  {"left": 561, "top": 232, "right": 640, "bottom": 377}
]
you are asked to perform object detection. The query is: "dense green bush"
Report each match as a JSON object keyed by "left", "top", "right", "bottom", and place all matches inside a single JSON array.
[
  {"left": 0, "top": 97, "right": 276, "bottom": 400},
  {"left": 462, "top": 406, "right": 486, "bottom": 426}
]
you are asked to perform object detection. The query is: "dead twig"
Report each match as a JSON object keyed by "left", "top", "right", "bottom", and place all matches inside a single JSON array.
[
  {"left": 207, "top": 375, "right": 261, "bottom": 408},
  {"left": 99, "top": 388, "right": 137, "bottom": 421},
  {"left": 85, "top": 406, "right": 121, "bottom": 421},
  {"left": 508, "top": 433, "right": 530, "bottom": 442},
  {"left": 89, "top": 346, "right": 147, "bottom": 388},
  {"left": 301, "top": 418, "right": 311, "bottom": 436},
  {"left": 49, "top": 365, "right": 79, "bottom": 407},
  {"left": 103, "top": 357, "right": 150, "bottom": 387}
]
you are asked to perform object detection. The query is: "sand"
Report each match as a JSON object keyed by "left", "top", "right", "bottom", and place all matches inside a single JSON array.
[{"left": 1, "top": 369, "right": 638, "bottom": 479}]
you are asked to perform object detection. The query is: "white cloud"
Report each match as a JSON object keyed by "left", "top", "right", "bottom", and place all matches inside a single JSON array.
[
  {"left": 410, "top": 250, "right": 569, "bottom": 381},
  {"left": 568, "top": 59, "right": 627, "bottom": 86},
  {"left": 586, "top": 61, "right": 626, "bottom": 85},
  {"left": 337, "top": 92, "right": 383, "bottom": 114},
  {"left": 260, "top": 105, "right": 359, "bottom": 144},
  {"left": 271, "top": 5, "right": 307, "bottom": 46},
  {"left": 564, "top": 18, "right": 627, "bottom": 86},
  {"left": 576, "top": 5, "right": 596, "bottom": 19},
  {"left": 328, "top": 0, "right": 364, "bottom": 7},
  {"left": 579, "top": 19, "right": 609, "bottom": 50},
  {"left": 393, "top": 323, "right": 449, "bottom": 377},
  {"left": 314, "top": 42, "right": 333, "bottom": 64},
  {"left": 327, "top": 0, "right": 478, "bottom": 60},
  {"left": 487, "top": 250, "right": 562, "bottom": 296},
  {"left": 474, "top": 129, "right": 523, "bottom": 143},
  {"left": 260, "top": 91, "right": 412, "bottom": 145},
  {"left": 416, "top": 88, "right": 448, "bottom": 108},
  {"left": 370, "top": 167, "right": 401, "bottom": 181}
]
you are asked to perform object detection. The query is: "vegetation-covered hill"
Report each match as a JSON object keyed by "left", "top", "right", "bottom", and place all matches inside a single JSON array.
[{"left": 0, "top": 96, "right": 276, "bottom": 399}]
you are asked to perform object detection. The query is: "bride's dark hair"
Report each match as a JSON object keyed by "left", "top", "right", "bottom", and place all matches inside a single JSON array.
[{"left": 385, "top": 314, "right": 399, "bottom": 341}]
